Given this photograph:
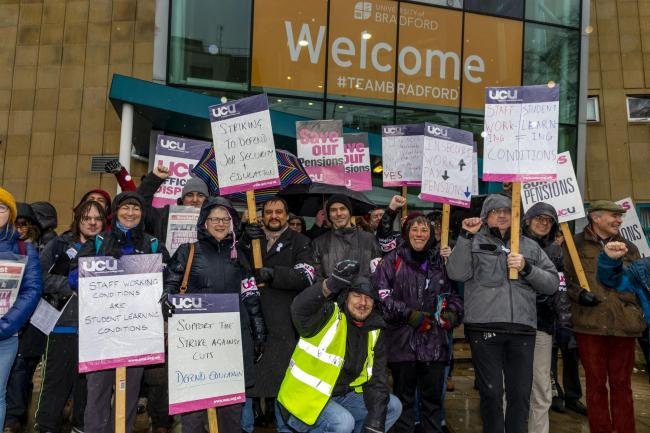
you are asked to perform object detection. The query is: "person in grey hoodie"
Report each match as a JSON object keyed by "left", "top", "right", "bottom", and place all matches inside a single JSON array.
[{"left": 446, "top": 194, "right": 559, "bottom": 433}]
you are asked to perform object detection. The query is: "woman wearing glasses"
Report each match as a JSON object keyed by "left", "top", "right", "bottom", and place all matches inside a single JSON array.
[
  {"left": 34, "top": 199, "right": 107, "bottom": 433},
  {"left": 164, "top": 196, "right": 266, "bottom": 433}
]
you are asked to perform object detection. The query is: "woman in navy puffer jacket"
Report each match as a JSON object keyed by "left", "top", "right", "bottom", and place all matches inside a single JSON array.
[{"left": 0, "top": 187, "right": 42, "bottom": 427}]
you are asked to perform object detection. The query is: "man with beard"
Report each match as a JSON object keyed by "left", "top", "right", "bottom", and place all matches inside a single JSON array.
[
  {"left": 240, "top": 197, "right": 315, "bottom": 433},
  {"left": 277, "top": 260, "right": 402, "bottom": 433}
]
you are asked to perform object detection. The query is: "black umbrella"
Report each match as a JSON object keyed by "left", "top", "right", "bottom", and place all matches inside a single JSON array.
[{"left": 278, "top": 183, "right": 376, "bottom": 217}]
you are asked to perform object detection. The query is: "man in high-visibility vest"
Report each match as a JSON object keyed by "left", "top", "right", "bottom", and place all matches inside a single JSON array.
[{"left": 277, "top": 260, "right": 402, "bottom": 433}]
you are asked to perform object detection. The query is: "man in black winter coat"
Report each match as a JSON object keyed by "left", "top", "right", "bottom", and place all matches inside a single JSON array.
[{"left": 240, "top": 197, "right": 315, "bottom": 432}]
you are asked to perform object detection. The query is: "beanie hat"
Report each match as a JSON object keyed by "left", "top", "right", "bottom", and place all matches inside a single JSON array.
[
  {"left": 182, "top": 177, "right": 209, "bottom": 199},
  {"left": 480, "top": 194, "right": 512, "bottom": 221},
  {"left": 76, "top": 189, "right": 112, "bottom": 212},
  {"left": 401, "top": 211, "right": 424, "bottom": 240},
  {"left": 326, "top": 194, "right": 353, "bottom": 220},
  {"left": 0, "top": 187, "right": 17, "bottom": 224}
]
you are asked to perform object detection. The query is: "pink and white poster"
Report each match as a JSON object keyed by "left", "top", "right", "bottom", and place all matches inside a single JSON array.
[
  {"left": 296, "top": 120, "right": 345, "bottom": 185},
  {"left": 344, "top": 133, "right": 371, "bottom": 191}
]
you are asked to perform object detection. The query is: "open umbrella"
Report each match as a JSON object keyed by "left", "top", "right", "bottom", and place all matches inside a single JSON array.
[
  {"left": 191, "top": 148, "right": 311, "bottom": 203},
  {"left": 278, "top": 183, "right": 376, "bottom": 217}
]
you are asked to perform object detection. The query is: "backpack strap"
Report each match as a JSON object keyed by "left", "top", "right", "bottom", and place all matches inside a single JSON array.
[
  {"left": 94, "top": 235, "right": 104, "bottom": 254},
  {"left": 179, "top": 243, "right": 195, "bottom": 295}
]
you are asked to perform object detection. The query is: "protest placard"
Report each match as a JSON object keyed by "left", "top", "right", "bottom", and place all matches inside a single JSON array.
[
  {"left": 483, "top": 85, "right": 559, "bottom": 182},
  {"left": 615, "top": 197, "right": 650, "bottom": 257},
  {"left": 0, "top": 258, "right": 26, "bottom": 315},
  {"left": 167, "top": 293, "right": 245, "bottom": 415},
  {"left": 382, "top": 124, "right": 424, "bottom": 187},
  {"left": 209, "top": 94, "right": 280, "bottom": 195},
  {"left": 296, "top": 120, "right": 345, "bottom": 185},
  {"left": 153, "top": 135, "right": 212, "bottom": 208},
  {"left": 472, "top": 142, "right": 479, "bottom": 196},
  {"left": 521, "top": 152, "right": 585, "bottom": 223},
  {"left": 165, "top": 206, "right": 201, "bottom": 256},
  {"left": 344, "top": 133, "right": 371, "bottom": 192},
  {"left": 78, "top": 254, "right": 165, "bottom": 373},
  {"left": 420, "top": 123, "right": 474, "bottom": 208},
  {"left": 30, "top": 297, "right": 72, "bottom": 335}
]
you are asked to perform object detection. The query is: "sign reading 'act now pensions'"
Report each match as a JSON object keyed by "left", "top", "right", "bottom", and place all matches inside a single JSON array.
[
  {"left": 382, "top": 123, "right": 424, "bottom": 187},
  {"left": 482, "top": 85, "right": 559, "bottom": 182},
  {"left": 209, "top": 94, "right": 280, "bottom": 195},
  {"left": 420, "top": 123, "right": 474, "bottom": 208}
]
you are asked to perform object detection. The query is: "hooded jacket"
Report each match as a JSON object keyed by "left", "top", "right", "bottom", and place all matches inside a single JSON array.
[
  {"left": 163, "top": 197, "right": 266, "bottom": 387},
  {"left": 312, "top": 227, "right": 382, "bottom": 279},
  {"left": 31, "top": 201, "right": 58, "bottom": 248},
  {"left": 446, "top": 194, "right": 560, "bottom": 333},
  {"left": 522, "top": 203, "right": 572, "bottom": 334},
  {"left": 0, "top": 226, "right": 43, "bottom": 340}
]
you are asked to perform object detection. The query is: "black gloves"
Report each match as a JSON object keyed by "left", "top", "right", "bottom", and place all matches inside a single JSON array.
[
  {"left": 160, "top": 295, "right": 175, "bottom": 319},
  {"left": 326, "top": 260, "right": 360, "bottom": 295},
  {"left": 255, "top": 267, "right": 275, "bottom": 284},
  {"left": 104, "top": 159, "right": 122, "bottom": 174},
  {"left": 243, "top": 224, "right": 265, "bottom": 240},
  {"left": 254, "top": 339, "right": 265, "bottom": 364},
  {"left": 578, "top": 289, "right": 601, "bottom": 307}
]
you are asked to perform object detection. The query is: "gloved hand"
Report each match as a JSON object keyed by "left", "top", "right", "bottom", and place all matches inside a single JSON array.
[
  {"left": 408, "top": 310, "right": 432, "bottom": 333},
  {"left": 439, "top": 309, "right": 459, "bottom": 330},
  {"left": 255, "top": 267, "right": 274, "bottom": 284},
  {"left": 67, "top": 268, "right": 79, "bottom": 291},
  {"left": 160, "top": 296, "right": 175, "bottom": 319},
  {"left": 253, "top": 339, "right": 265, "bottom": 363},
  {"left": 578, "top": 289, "right": 601, "bottom": 307},
  {"left": 104, "top": 159, "right": 122, "bottom": 174},
  {"left": 243, "top": 224, "right": 265, "bottom": 240},
  {"left": 325, "top": 260, "right": 360, "bottom": 295}
]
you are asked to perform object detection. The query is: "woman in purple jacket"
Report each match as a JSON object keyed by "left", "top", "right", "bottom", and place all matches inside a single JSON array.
[{"left": 373, "top": 213, "right": 463, "bottom": 433}]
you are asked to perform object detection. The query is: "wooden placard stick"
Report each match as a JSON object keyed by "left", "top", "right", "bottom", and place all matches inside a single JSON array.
[
  {"left": 115, "top": 367, "right": 126, "bottom": 433},
  {"left": 246, "top": 190, "right": 264, "bottom": 271},
  {"left": 207, "top": 407, "right": 219, "bottom": 433},
  {"left": 441, "top": 204, "right": 451, "bottom": 249},
  {"left": 401, "top": 186, "right": 408, "bottom": 220},
  {"left": 560, "top": 222, "right": 590, "bottom": 291},
  {"left": 509, "top": 182, "right": 522, "bottom": 280}
]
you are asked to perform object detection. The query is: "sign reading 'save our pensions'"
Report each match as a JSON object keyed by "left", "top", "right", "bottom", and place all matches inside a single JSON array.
[
  {"left": 482, "top": 85, "right": 559, "bottom": 182},
  {"left": 209, "top": 94, "right": 280, "bottom": 195},
  {"left": 382, "top": 124, "right": 424, "bottom": 187},
  {"left": 296, "top": 120, "right": 345, "bottom": 185},
  {"left": 521, "top": 152, "right": 585, "bottom": 223},
  {"left": 167, "top": 294, "right": 245, "bottom": 415},
  {"left": 615, "top": 197, "right": 650, "bottom": 258},
  {"left": 343, "top": 133, "right": 371, "bottom": 192},
  {"left": 78, "top": 254, "right": 165, "bottom": 373},
  {"left": 420, "top": 123, "right": 474, "bottom": 208}
]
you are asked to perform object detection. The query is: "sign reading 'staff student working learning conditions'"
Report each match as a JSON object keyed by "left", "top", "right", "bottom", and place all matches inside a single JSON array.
[
  {"left": 167, "top": 293, "right": 245, "bottom": 415},
  {"left": 209, "top": 94, "right": 280, "bottom": 195}
]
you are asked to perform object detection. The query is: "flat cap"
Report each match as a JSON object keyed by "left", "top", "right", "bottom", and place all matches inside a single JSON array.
[{"left": 587, "top": 200, "right": 626, "bottom": 214}]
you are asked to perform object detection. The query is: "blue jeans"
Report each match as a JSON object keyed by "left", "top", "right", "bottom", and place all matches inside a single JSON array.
[
  {"left": 0, "top": 337, "right": 19, "bottom": 428},
  {"left": 241, "top": 398, "right": 291, "bottom": 433},
  {"left": 286, "top": 392, "right": 402, "bottom": 433}
]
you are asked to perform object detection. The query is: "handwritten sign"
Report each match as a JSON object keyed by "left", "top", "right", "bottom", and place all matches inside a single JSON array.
[
  {"left": 615, "top": 197, "right": 650, "bottom": 257},
  {"left": 209, "top": 94, "right": 280, "bottom": 195},
  {"left": 483, "top": 85, "right": 559, "bottom": 182},
  {"left": 472, "top": 142, "right": 479, "bottom": 196},
  {"left": 344, "top": 133, "right": 371, "bottom": 191},
  {"left": 165, "top": 206, "right": 200, "bottom": 257},
  {"left": 420, "top": 123, "right": 474, "bottom": 208},
  {"left": 382, "top": 124, "right": 424, "bottom": 187},
  {"left": 153, "top": 135, "right": 212, "bottom": 208},
  {"left": 167, "top": 293, "right": 245, "bottom": 415},
  {"left": 78, "top": 254, "right": 165, "bottom": 372},
  {"left": 521, "top": 152, "right": 585, "bottom": 223},
  {"left": 0, "top": 259, "right": 26, "bottom": 315},
  {"left": 296, "top": 120, "right": 345, "bottom": 185}
]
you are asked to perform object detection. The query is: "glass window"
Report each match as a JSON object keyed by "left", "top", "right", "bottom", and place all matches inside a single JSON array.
[
  {"left": 558, "top": 124, "right": 577, "bottom": 166},
  {"left": 169, "top": 0, "right": 252, "bottom": 90},
  {"left": 626, "top": 96, "right": 650, "bottom": 122},
  {"left": 586, "top": 96, "right": 600, "bottom": 122},
  {"left": 523, "top": 23, "right": 579, "bottom": 124},
  {"left": 396, "top": 109, "right": 458, "bottom": 127},
  {"left": 268, "top": 97, "right": 324, "bottom": 120},
  {"left": 419, "top": 0, "right": 463, "bottom": 7},
  {"left": 460, "top": 115, "right": 484, "bottom": 156},
  {"left": 525, "top": 0, "right": 580, "bottom": 28},
  {"left": 326, "top": 102, "right": 393, "bottom": 134},
  {"left": 464, "top": 0, "right": 523, "bottom": 19}
]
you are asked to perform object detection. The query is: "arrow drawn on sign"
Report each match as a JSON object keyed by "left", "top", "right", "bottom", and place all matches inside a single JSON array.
[
  {"left": 442, "top": 171, "right": 449, "bottom": 181},
  {"left": 464, "top": 186, "right": 471, "bottom": 198},
  {"left": 458, "top": 159, "right": 466, "bottom": 171}
]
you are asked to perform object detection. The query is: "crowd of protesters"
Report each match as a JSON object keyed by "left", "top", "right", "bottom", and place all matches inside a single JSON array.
[{"left": 0, "top": 159, "right": 647, "bottom": 433}]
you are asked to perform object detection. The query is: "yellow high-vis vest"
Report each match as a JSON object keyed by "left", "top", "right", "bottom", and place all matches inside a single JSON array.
[{"left": 277, "top": 303, "right": 380, "bottom": 426}]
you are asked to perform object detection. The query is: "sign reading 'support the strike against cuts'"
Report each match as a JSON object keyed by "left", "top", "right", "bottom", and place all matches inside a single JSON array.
[
  {"left": 521, "top": 152, "right": 585, "bottom": 223},
  {"left": 615, "top": 197, "right": 650, "bottom": 258},
  {"left": 382, "top": 124, "right": 424, "bottom": 187},
  {"left": 420, "top": 123, "right": 474, "bottom": 208},
  {"left": 78, "top": 254, "right": 165, "bottom": 373},
  {"left": 153, "top": 135, "right": 212, "bottom": 208},
  {"left": 297, "top": 120, "right": 345, "bottom": 185},
  {"left": 165, "top": 206, "right": 200, "bottom": 257},
  {"left": 343, "top": 133, "right": 371, "bottom": 191},
  {"left": 209, "top": 94, "right": 280, "bottom": 195},
  {"left": 482, "top": 85, "right": 560, "bottom": 182},
  {"left": 167, "top": 294, "right": 245, "bottom": 415}
]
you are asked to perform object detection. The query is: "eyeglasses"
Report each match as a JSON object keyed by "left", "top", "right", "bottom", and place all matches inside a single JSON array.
[
  {"left": 81, "top": 216, "right": 105, "bottom": 223},
  {"left": 289, "top": 221, "right": 302, "bottom": 226},
  {"left": 0, "top": 204, "right": 8, "bottom": 213},
  {"left": 488, "top": 208, "right": 511, "bottom": 216},
  {"left": 206, "top": 217, "right": 231, "bottom": 224},
  {"left": 532, "top": 215, "right": 554, "bottom": 224}
]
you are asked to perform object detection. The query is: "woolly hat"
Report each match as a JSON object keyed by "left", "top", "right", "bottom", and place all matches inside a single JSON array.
[
  {"left": 480, "top": 194, "right": 512, "bottom": 221},
  {"left": 401, "top": 211, "right": 425, "bottom": 240},
  {"left": 182, "top": 177, "right": 209, "bottom": 199},
  {"left": 76, "top": 189, "right": 112, "bottom": 212},
  {"left": 326, "top": 194, "right": 353, "bottom": 220},
  {"left": 0, "top": 187, "right": 17, "bottom": 224}
]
